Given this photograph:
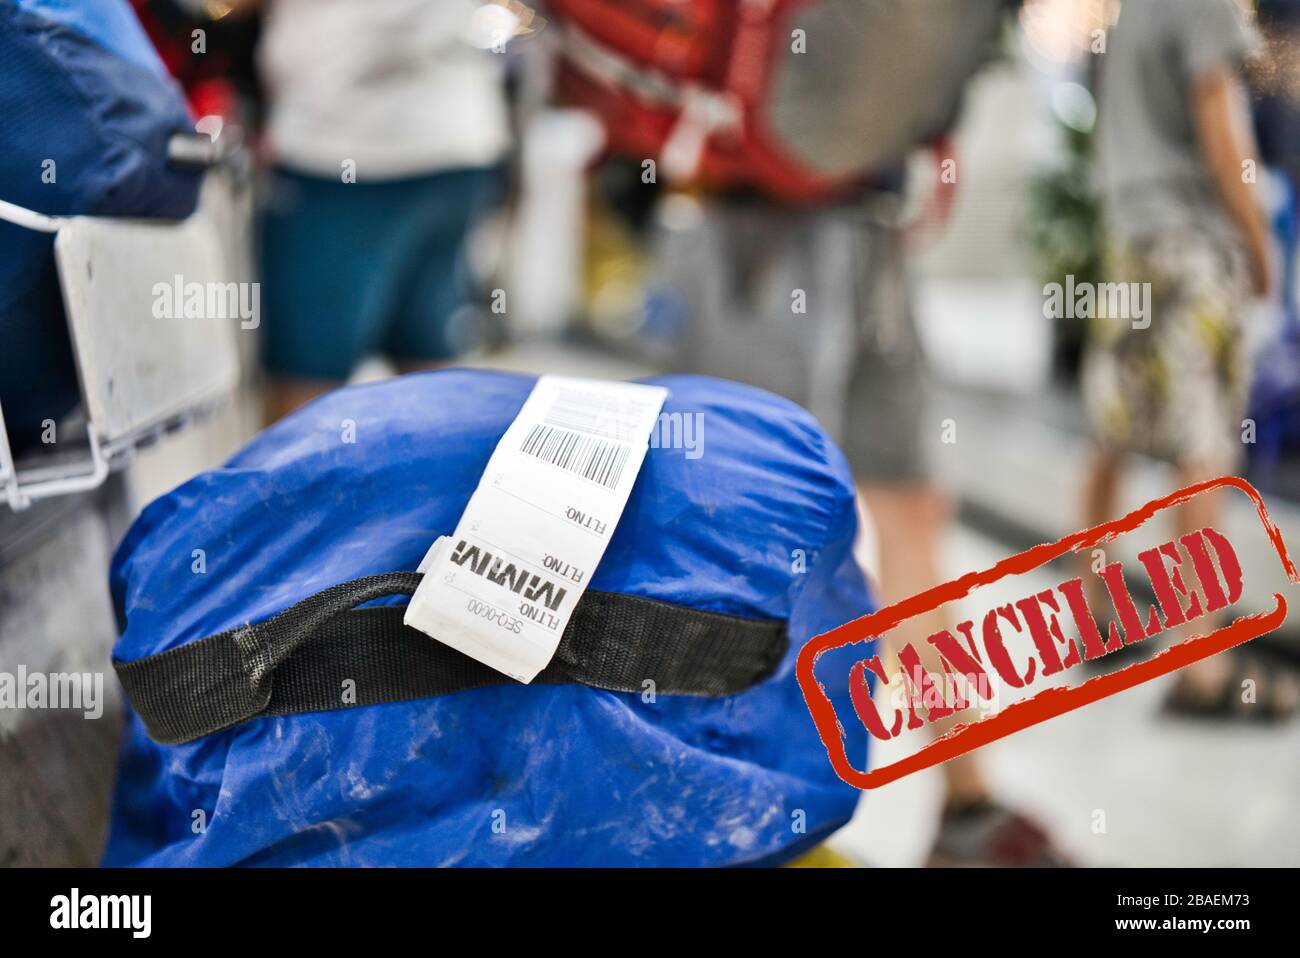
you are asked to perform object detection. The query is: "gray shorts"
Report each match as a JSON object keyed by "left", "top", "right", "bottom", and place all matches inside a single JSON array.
[{"left": 653, "top": 195, "right": 931, "bottom": 484}]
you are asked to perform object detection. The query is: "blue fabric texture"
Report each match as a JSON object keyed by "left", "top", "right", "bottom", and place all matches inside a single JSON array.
[
  {"left": 13, "top": 0, "right": 172, "bottom": 77},
  {"left": 0, "top": 0, "right": 199, "bottom": 451},
  {"left": 103, "top": 371, "right": 876, "bottom": 867}
]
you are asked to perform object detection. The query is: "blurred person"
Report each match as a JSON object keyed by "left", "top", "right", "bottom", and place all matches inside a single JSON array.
[
  {"left": 253, "top": 0, "right": 510, "bottom": 421},
  {"left": 1081, "top": 0, "right": 1299, "bottom": 717},
  {"left": 656, "top": 168, "right": 1071, "bottom": 865},
  {"left": 849, "top": 199, "right": 1070, "bottom": 866},
  {"left": 554, "top": 0, "right": 1065, "bottom": 865},
  {"left": 838, "top": 190, "right": 1075, "bottom": 867}
]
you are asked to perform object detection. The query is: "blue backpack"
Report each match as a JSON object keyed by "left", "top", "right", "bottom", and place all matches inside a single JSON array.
[
  {"left": 0, "top": 0, "right": 199, "bottom": 452},
  {"left": 104, "top": 371, "right": 875, "bottom": 866}
]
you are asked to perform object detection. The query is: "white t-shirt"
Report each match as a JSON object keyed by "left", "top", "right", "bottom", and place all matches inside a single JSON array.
[{"left": 259, "top": 0, "right": 510, "bottom": 179}]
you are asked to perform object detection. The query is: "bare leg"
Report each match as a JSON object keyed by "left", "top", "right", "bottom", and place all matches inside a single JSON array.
[
  {"left": 264, "top": 377, "right": 339, "bottom": 425},
  {"left": 1079, "top": 443, "right": 1124, "bottom": 614},
  {"left": 1170, "top": 463, "right": 1231, "bottom": 694},
  {"left": 1170, "top": 462, "right": 1298, "bottom": 710},
  {"left": 859, "top": 483, "right": 988, "bottom": 806},
  {"left": 860, "top": 482, "right": 1073, "bottom": 865}
]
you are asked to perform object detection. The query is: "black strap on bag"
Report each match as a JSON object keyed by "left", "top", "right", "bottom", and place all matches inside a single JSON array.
[{"left": 114, "top": 572, "right": 789, "bottom": 745}]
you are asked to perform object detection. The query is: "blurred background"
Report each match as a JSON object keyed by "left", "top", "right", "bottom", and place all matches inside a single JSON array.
[{"left": 2, "top": 0, "right": 1299, "bottom": 866}]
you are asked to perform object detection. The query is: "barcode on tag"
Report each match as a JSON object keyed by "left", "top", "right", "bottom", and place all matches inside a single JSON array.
[{"left": 520, "top": 423, "right": 631, "bottom": 490}]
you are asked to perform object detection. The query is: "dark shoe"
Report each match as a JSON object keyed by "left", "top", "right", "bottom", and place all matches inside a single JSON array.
[{"left": 927, "top": 799, "right": 1073, "bottom": 867}]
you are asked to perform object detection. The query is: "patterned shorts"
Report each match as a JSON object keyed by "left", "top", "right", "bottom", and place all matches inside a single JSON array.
[{"left": 1082, "top": 229, "right": 1253, "bottom": 468}]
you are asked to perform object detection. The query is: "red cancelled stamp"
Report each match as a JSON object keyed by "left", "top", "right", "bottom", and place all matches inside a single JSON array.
[{"left": 797, "top": 476, "right": 1300, "bottom": 790}]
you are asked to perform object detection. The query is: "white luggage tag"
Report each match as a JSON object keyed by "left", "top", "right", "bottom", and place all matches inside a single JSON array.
[{"left": 405, "top": 376, "right": 668, "bottom": 682}]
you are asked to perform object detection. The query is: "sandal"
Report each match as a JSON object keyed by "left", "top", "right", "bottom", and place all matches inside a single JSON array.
[{"left": 1161, "top": 653, "right": 1300, "bottom": 723}]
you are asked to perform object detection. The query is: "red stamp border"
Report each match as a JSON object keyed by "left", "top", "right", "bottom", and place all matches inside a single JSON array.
[{"left": 797, "top": 476, "right": 1300, "bottom": 790}]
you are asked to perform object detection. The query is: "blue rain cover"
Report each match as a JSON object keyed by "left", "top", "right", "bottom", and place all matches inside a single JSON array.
[
  {"left": 104, "top": 371, "right": 876, "bottom": 867},
  {"left": 0, "top": 0, "right": 199, "bottom": 452}
]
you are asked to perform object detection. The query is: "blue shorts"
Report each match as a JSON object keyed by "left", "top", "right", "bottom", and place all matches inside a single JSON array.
[{"left": 259, "top": 165, "right": 501, "bottom": 380}]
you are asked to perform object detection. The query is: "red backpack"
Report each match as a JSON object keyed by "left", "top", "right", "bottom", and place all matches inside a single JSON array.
[{"left": 548, "top": 0, "right": 1009, "bottom": 204}]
